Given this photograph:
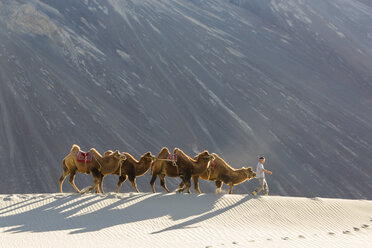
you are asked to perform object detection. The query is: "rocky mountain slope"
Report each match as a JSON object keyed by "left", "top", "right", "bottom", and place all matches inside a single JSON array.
[{"left": 0, "top": 0, "right": 371, "bottom": 198}]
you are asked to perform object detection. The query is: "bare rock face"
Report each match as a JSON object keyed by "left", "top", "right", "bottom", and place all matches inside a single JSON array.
[
  {"left": 0, "top": 0, "right": 371, "bottom": 198},
  {"left": 7, "top": 4, "right": 58, "bottom": 37}
]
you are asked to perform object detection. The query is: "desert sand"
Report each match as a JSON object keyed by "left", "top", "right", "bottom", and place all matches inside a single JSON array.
[{"left": 1, "top": 193, "right": 371, "bottom": 247}]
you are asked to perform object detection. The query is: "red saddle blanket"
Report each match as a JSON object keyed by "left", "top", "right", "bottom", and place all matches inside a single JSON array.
[
  {"left": 77, "top": 151, "right": 93, "bottom": 163},
  {"left": 210, "top": 160, "right": 216, "bottom": 168},
  {"left": 168, "top": 154, "right": 178, "bottom": 162}
]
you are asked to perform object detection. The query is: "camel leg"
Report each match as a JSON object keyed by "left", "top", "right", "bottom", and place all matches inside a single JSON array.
[
  {"left": 59, "top": 171, "right": 69, "bottom": 193},
  {"left": 58, "top": 173, "right": 68, "bottom": 193},
  {"left": 229, "top": 183, "right": 234, "bottom": 194},
  {"left": 150, "top": 173, "right": 157, "bottom": 193},
  {"left": 116, "top": 175, "right": 127, "bottom": 193},
  {"left": 159, "top": 174, "right": 170, "bottom": 193},
  {"left": 90, "top": 169, "right": 102, "bottom": 194},
  {"left": 93, "top": 177, "right": 100, "bottom": 193},
  {"left": 177, "top": 181, "right": 185, "bottom": 192},
  {"left": 177, "top": 175, "right": 185, "bottom": 193},
  {"left": 129, "top": 175, "right": 139, "bottom": 193},
  {"left": 216, "top": 181, "right": 223, "bottom": 194},
  {"left": 186, "top": 184, "right": 191, "bottom": 194},
  {"left": 130, "top": 180, "right": 139, "bottom": 193},
  {"left": 59, "top": 173, "right": 67, "bottom": 193},
  {"left": 68, "top": 170, "right": 80, "bottom": 193},
  {"left": 179, "top": 171, "right": 191, "bottom": 194},
  {"left": 186, "top": 173, "right": 192, "bottom": 194},
  {"left": 59, "top": 160, "right": 69, "bottom": 193},
  {"left": 192, "top": 176, "right": 201, "bottom": 194},
  {"left": 178, "top": 181, "right": 185, "bottom": 191},
  {"left": 99, "top": 175, "right": 105, "bottom": 194}
]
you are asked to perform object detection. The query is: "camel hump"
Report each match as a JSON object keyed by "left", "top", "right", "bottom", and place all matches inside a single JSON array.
[
  {"left": 211, "top": 153, "right": 233, "bottom": 170},
  {"left": 200, "top": 150, "right": 210, "bottom": 155},
  {"left": 124, "top": 152, "right": 132, "bottom": 157},
  {"left": 173, "top": 148, "right": 183, "bottom": 157},
  {"left": 160, "top": 147, "right": 170, "bottom": 153},
  {"left": 124, "top": 152, "right": 138, "bottom": 163},
  {"left": 211, "top": 153, "right": 222, "bottom": 162},
  {"left": 157, "top": 147, "right": 170, "bottom": 159},
  {"left": 71, "top": 144, "right": 80, "bottom": 153},
  {"left": 89, "top": 148, "right": 103, "bottom": 158},
  {"left": 173, "top": 148, "right": 186, "bottom": 157},
  {"left": 174, "top": 148, "right": 197, "bottom": 162},
  {"left": 104, "top": 150, "right": 113, "bottom": 157}
]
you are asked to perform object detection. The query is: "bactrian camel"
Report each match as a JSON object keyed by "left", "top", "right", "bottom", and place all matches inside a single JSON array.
[
  {"left": 189, "top": 153, "right": 256, "bottom": 194},
  {"left": 150, "top": 147, "right": 180, "bottom": 193},
  {"left": 173, "top": 148, "right": 215, "bottom": 194},
  {"left": 59, "top": 144, "right": 126, "bottom": 193},
  {"left": 115, "top": 151, "right": 156, "bottom": 193}
]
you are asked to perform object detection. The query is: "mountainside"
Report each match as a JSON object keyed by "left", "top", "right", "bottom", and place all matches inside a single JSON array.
[{"left": 0, "top": 0, "right": 371, "bottom": 198}]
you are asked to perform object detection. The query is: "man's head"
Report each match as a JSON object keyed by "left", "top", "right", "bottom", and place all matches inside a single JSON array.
[{"left": 259, "top": 156, "right": 265, "bottom": 164}]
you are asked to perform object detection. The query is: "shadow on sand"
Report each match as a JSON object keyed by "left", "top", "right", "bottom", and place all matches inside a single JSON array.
[{"left": 0, "top": 193, "right": 252, "bottom": 234}]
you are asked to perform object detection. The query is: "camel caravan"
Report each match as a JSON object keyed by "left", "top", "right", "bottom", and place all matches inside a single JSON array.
[{"left": 59, "top": 144, "right": 256, "bottom": 194}]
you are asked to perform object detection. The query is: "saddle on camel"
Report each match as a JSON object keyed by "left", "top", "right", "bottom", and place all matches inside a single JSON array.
[{"left": 76, "top": 150, "right": 93, "bottom": 163}]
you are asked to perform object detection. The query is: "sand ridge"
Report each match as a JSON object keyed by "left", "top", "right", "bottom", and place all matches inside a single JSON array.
[{"left": 0, "top": 193, "right": 371, "bottom": 247}]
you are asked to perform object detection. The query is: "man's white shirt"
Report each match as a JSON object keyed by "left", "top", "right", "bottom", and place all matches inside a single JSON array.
[{"left": 256, "top": 162, "right": 264, "bottom": 178}]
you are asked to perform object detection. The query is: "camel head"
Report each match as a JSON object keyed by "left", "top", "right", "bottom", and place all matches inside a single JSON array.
[
  {"left": 142, "top": 151, "right": 156, "bottom": 163},
  {"left": 196, "top": 151, "right": 215, "bottom": 166},
  {"left": 242, "top": 166, "right": 256, "bottom": 179},
  {"left": 112, "top": 150, "right": 126, "bottom": 162}
]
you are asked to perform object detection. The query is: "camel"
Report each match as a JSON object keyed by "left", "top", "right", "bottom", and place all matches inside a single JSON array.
[
  {"left": 188, "top": 153, "right": 256, "bottom": 194},
  {"left": 59, "top": 144, "right": 126, "bottom": 193},
  {"left": 115, "top": 151, "right": 156, "bottom": 193},
  {"left": 150, "top": 147, "right": 180, "bottom": 193},
  {"left": 173, "top": 148, "right": 215, "bottom": 194},
  {"left": 87, "top": 149, "right": 132, "bottom": 194}
]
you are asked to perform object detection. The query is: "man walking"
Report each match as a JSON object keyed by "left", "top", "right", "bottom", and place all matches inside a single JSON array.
[{"left": 252, "top": 156, "right": 272, "bottom": 196}]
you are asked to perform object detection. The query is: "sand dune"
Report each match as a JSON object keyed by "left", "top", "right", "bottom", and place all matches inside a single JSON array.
[{"left": 0, "top": 193, "right": 371, "bottom": 247}]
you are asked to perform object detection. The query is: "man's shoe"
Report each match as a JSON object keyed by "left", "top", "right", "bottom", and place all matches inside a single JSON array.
[{"left": 252, "top": 191, "right": 257, "bottom": 196}]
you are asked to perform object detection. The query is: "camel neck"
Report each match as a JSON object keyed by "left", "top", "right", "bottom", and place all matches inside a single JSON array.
[
  {"left": 193, "top": 159, "right": 210, "bottom": 175},
  {"left": 136, "top": 159, "right": 152, "bottom": 176},
  {"left": 231, "top": 169, "right": 248, "bottom": 184}
]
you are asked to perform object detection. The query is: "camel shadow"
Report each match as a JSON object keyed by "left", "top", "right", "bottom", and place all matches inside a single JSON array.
[
  {"left": 0, "top": 193, "right": 144, "bottom": 233},
  {"left": 68, "top": 193, "right": 223, "bottom": 234},
  {"left": 151, "top": 194, "right": 251, "bottom": 234},
  {"left": 0, "top": 193, "right": 250, "bottom": 234}
]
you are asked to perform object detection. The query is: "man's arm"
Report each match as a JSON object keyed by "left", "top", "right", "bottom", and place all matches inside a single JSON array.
[{"left": 263, "top": 169, "right": 272, "bottom": 175}]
